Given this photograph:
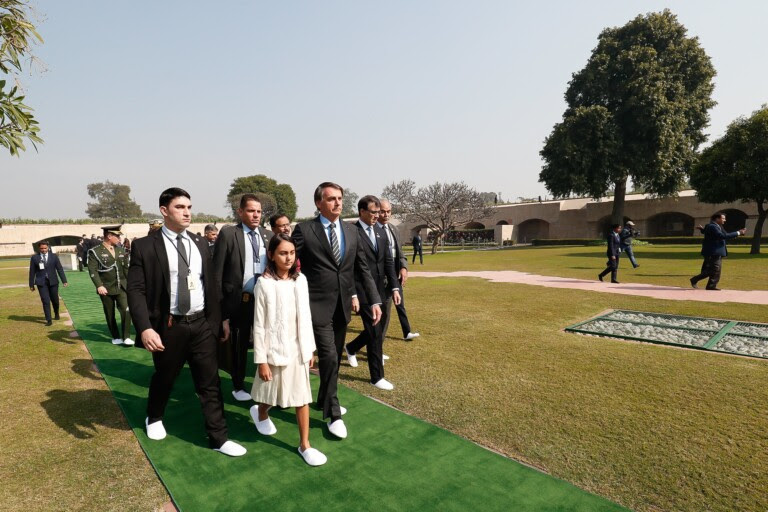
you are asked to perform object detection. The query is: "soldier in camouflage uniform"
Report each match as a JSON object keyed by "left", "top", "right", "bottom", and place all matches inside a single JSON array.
[{"left": 88, "top": 225, "right": 134, "bottom": 346}]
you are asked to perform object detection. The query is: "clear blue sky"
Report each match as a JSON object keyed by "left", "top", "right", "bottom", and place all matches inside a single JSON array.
[{"left": 2, "top": 0, "right": 766, "bottom": 219}]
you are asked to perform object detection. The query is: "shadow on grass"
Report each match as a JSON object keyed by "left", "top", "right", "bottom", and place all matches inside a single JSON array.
[
  {"left": 71, "top": 358, "right": 103, "bottom": 380},
  {"left": 48, "top": 329, "right": 78, "bottom": 344},
  {"left": 7, "top": 314, "right": 46, "bottom": 325},
  {"left": 41, "top": 389, "right": 132, "bottom": 439}
]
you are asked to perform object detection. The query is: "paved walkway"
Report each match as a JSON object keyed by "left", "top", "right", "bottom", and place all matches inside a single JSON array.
[{"left": 410, "top": 270, "right": 768, "bottom": 305}]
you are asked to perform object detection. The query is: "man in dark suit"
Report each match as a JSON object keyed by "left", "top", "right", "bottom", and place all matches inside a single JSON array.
[
  {"left": 412, "top": 233, "right": 423, "bottom": 264},
  {"left": 378, "top": 199, "right": 419, "bottom": 341},
  {"left": 690, "top": 212, "right": 746, "bottom": 290},
  {"left": 598, "top": 224, "right": 622, "bottom": 284},
  {"left": 127, "top": 187, "right": 245, "bottom": 457},
  {"left": 212, "top": 194, "right": 273, "bottom": 402},
  {"left": 203, "top": 224, "right": 218, "bottom": 257},
  {"left": 344, "top": 196, "right": 401, "bottom": 390},
  {"left": 29, "top": 241, "right": 68, "bottom": 326},
  {"left": 292, "top": 182, "right": 381, "bottom": 439}
]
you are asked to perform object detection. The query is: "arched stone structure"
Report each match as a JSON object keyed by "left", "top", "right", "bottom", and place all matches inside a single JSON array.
[
  {"left": 720, "top": 209, "right": 748, "bottom": 232},
  {"left": 647, "top": 212, "right": 695, "bottom": 236},
  {"left": 516, "top": 219, "right": 549, "bottom": 243},
  {"left": 464, "top": 221, "right": 485, "bottom": 229},
  {"left": 496, "top": 220, "right": 509, "bottom": 225}
]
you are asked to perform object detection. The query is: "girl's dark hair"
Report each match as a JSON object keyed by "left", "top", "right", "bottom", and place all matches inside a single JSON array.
[{"left": 263, "top": 233, "right": 299, "bottom": 280}]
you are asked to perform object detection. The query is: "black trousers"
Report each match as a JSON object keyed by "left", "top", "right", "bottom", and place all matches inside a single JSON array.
[
  {"left": 99, "top": 292, "right": 132, "bottom": 340},
  {"left": 692, "top": 255, "right": 722, "bottom": 289},
  {"left": 599, "top": 258, "right": 619, "bottom": 282},
  {"left": 230, "top": 298, "right": 255, "bottom": 391},
  {"left": 412, "top": 246, "right": 423, "bottom": 264},
  {"left": 313, "top": 297, "right": 348, "bottom": 421},
  {"left": 147, "top": 315, "right": 228, "bottom": 449},
  {"left": 36, "top": 282, "right": 59, "bottom": 322},
  {"left": 347, "top": 301, "right": 388, "bottom": 385},
  {"left": 382, "top": 289, "right": 411, "bottom": 339}
]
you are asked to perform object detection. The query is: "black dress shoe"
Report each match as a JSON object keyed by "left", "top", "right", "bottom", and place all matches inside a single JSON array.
[
  {"left": 611, "top": 280, "right": 620, "bottom": 284},
  {"left": 45, "top": 320, "right": 53, "bottom": 326},
  {"left": 54, "top": 314, "right": 60, "bottom": 320},
  {"left": 706, "top": 287, "right": 722, "bottom": 291},
  {"left": 690, "top": 278, "right": 698, "bottom": 289},
  {"left": 598, "top": 274, "right": 604, "bottom": 282}
]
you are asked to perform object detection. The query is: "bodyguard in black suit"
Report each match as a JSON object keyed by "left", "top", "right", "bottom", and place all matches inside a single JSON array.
[
  {"left": 345, "top": 196, "right": 401, "bottom": 390},
  {"left": 598, "top": 224, "right": 622, "bottom": 283},
  {"left": 29, "top": 241, "right": 68, "bottom": 325},
  {"left": 292, "top": 182, "right": 381, "bottom": 439},
  {"left": 127, "top": 187, "right": 245, "bottom": 457},
  {"left": 212, "top": 194, "right": 273, "bottom": 402},
  {"left": 690, "top": 212, "right": 746, "bottom": 290}
]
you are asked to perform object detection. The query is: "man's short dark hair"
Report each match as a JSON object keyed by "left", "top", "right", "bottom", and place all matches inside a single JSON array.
[
  {"left": 711, "top": 212, "right": 725, "bottom": 221},
  {"left": 611, "top": 223, "right": 621, "bottom": 230},
  {"left": 159, "top": 187, "right": 190, "bottom": 208},
  {"left": 357, "top": 195, "right": 380, "bottom": 214},
  {"left": 313, "top": 182, "right": 344, "bottom": 203},
  {"left": 204, "top": 224, "right": 218, "bottom": 234},
  {"left": 239, "top": 193, "right": 261, "bottom": 209},
  {"left": 38, "top": 240, "right": 49, "bottom": 248},
  {"left": 269, "top": 213, "right": 289, "bottom": 229}
]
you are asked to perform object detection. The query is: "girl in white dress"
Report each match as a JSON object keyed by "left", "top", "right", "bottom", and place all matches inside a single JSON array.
[{"left": 250, "top": 234, "right": 326, "bottom": 466}]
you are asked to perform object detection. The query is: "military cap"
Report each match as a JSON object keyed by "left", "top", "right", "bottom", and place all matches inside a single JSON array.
[{"left": 102, "top": 224, "right": 124, "bottom": 236}]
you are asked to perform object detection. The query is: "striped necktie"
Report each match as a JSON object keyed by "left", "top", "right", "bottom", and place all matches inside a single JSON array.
[{"left": 329, "top": 223, "right": 341, "bottom": 265}]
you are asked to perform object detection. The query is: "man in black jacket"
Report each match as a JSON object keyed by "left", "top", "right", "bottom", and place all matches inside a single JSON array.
[
  {"left": 292, "top": 182, "right": 380, "bottom": 439},
  {"left": 598, "top": 224, "right": 622, "bottom": 284},
  {"left": 690, "top": 213, "right": 746, "bottom": 290},
  {"left": 127, "top": 187, "right": 245, "bottom": 456}
]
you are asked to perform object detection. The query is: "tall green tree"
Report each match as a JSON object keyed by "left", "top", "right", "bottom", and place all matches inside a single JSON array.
[
  {"left": 690, "top": 107, "right": 768, "bottom": 254},
  {"left": 341, "top": 189, "right": 359, "bottom": 218},
  {"left": 539, "top": 9, "right": 716, "bottom": 225},
  {"left": 226, "top": 174, "right": 297, "bottom": 220},
  {"left": 1, "top": 0, "right": 43, "bottom": 156},
  {"left": 86, "top": 181, "right": 142, "bottom": 219}
]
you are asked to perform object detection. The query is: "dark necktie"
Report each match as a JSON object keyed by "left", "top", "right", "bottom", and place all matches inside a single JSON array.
[
  {"left": 177, "top": 234, "right": 190, "bottom": 315},
  {"left": 329, "top": 223, "right": 341, "bottom": 265},
  {"left": 367, "top": 226, "right": 377, "bottom": 252},
  {"left": 249, "top": 230, "right": 260, "bottom": 263}
]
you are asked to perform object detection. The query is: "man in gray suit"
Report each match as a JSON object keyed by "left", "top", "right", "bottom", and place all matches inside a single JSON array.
[
  {"left": 378, "top": 199, "right": 419, "bottom": 341},
  {"left": 213, "top": 194, "right": 273, "bottom": 402}
]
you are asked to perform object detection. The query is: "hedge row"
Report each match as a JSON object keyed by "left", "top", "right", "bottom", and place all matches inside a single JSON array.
[{"left": 532, "top": 236, "right": 767, "bottom": 246}]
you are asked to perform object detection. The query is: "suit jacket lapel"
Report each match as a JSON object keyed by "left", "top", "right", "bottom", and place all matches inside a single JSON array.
[
  {"left": 357, "top": 221, "right": 376, "bottom": 252},
  {"left": 152, "top": 230, "right": 171, "bottom": 297},
  {"left": 235, "top": 223, "right": 246, "bottom": 272},
  {"left": 311, "top": 217, "right": 337, "bottom": 265}
]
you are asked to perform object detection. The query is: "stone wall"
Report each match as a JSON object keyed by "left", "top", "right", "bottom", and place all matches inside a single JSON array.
[{"left": 0, "top": 223, "right": 221, "bottom": 257}]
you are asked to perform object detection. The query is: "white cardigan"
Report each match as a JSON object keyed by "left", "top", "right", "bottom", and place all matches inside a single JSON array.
[{"left": 252, "top": 274, "right": 316, "bottom": 366}]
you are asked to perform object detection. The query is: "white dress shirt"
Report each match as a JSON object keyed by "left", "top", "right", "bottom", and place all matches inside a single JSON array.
[
  {"left": 242, "top": 225, "right": 267, "bottom": 293},
  {"left": 161, "top": 225, "right": 205, "bottom": 315}
]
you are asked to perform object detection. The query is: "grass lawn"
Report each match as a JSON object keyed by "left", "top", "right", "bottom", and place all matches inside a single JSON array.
[
  {"left": 2, "top": 246, "right": 766, "bottom": 511},
  {"left": 0, "top": 286, "right": 170, "bottom": 511},
  {"left": 341, "top": 248, "right": 768, "bottom": 512},
  {"left": 409, "top": 244, "right": 768, "bottom": 291}
]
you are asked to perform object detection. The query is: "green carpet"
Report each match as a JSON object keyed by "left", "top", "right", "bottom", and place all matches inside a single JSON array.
[{"left": 61, "top": 272, "right": 627, "bottom": 512}]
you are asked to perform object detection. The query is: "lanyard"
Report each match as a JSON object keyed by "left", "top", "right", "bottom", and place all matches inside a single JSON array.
[{"left": 162, "top": 231, "right": 192, "bottom": 274}]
